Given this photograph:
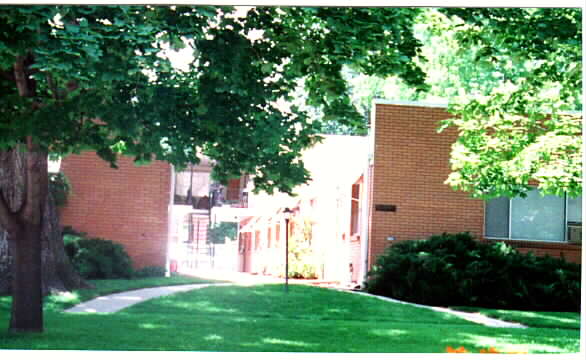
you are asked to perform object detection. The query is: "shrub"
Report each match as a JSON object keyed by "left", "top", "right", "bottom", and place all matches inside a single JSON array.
[
  {"left": 366, "top": 232, "right": 580, "bottom": 312},
  {"left": 134, "top": 266, "right": 167, "bottom": 278},
  {"left": 289, "top": 262, "right": 318, "bottom": 280},
  {"left": 64, "top": 235, "right": 133, "bottom": 279},
  {"left": 208, "top": 222, "right": 237, "bottom": 244},
  {"left": 49, "top": 172, "right": 71, "bottom": 207}
]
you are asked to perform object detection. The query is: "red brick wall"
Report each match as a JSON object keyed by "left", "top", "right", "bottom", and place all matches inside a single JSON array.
[
  {"left": 59, "top": 152, "right": 172, "bottom": 269},
  {"left": 368, "top": 103, "right": 484, "bottom": 268},
  {"left": 368, "top": 103, "right": 581, "bottom": 266},
  {"left": 507, "top": 241, "right": 582, "bottom": 264}
]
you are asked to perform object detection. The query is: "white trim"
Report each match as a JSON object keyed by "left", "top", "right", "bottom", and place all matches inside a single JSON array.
[
  {"left": 564, "top": 194, "right": 569, "bottom": 242},
  {"left": 359, "top": 103, "right": 376, "bottom": 287},
  {"left": 508, "top": 198, "right": 513, "bottom": 239},
  {"left": 486, "top": 237, "right": 570, "bottom": 245},
  {"left": 165, "top": 165, "right": 177, "bottom": 277},
  {"left": 373, "top": 98, "right": 449, "bottom": 109},
  {"left": 372, "top": 99, "right": 582, "bottom": 116}
]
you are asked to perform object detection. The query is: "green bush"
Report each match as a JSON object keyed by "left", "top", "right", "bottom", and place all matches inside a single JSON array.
[
  {"left": 366, "top": 232, "right": 580, "bottom": 312},
  {"left": 134, "top": 266, "right": 167, "bottom": 278},
  {"left": 49, "top": 172, "right": 71, "bottom": 207},
  {"left": 208, "top": 222, "right": 237, "bottom": 244},
  {"left": 64, "top": 234, "right": 133, "bottom": 280}
]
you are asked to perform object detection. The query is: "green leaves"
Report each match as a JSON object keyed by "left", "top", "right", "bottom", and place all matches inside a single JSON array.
[
  {"left": 435, "top": 8, "right": 582, "bottom": 199},
  {"left": 10, "top": 5, "right": 562, "bottom": 196}
]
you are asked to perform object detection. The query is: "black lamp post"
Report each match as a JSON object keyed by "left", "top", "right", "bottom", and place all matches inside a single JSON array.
[{"left": 283, "top": 207, "right": 292, "bottom": 293}]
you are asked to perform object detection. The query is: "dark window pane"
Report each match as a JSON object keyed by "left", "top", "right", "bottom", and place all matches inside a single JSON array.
[
  {"left": 485, "top": 196, "right": 510, "bottom": 238},
  {"left": 567, "top": 195, "right": 582, "bottom": 224},
  {"left": 511, "top": 189, "right": 565, "bottom": 242}
]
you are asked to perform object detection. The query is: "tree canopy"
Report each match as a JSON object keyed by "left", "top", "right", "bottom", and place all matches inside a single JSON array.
[
  {"left": 438, "top": 8, "right": 582, "bottom": 199},
  {"left": 0, "top": 5, "right": 428, "bottom": 332},
  {"left": 0, "top": 5, "right": 427, "bottom": 194},
  {"left": 338, "top": 7, "right": 582, "bottom": 199}
]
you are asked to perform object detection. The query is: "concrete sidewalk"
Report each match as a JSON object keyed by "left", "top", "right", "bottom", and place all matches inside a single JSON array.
[
  {"left": 64, "top": 283, "right": 227, "bottom": 314},
  {"left": 347, "top": 290, "right": 527, "bottom": 328}
]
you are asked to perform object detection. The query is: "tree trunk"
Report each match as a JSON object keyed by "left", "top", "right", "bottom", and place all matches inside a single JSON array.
[
  {"left": 9, "top": 222, "right": 43, "bottom": 332},
  {"left": 1, "top": 196, "right": 90, "bottom": 295},
  {"left": 40, "top": 190, "right": 89, "bottom": 292},
  {"left": 0, "top": 145, "right": 90, "bottom": 332}
]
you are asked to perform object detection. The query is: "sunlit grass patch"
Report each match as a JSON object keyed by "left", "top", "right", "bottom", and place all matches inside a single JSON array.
[{"left": 262, "top": 337, "right": 316, "bottom": 348}]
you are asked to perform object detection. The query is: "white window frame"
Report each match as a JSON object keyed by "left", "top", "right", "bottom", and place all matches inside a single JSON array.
[{"left": 484, "top": 191, "right": 580, "bottom": 243}]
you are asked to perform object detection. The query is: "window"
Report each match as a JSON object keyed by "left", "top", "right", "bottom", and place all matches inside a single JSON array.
[
  {"left": 275, "top": 223, "right": 280, "bottom": 248},
  {"left": 254, "top": 230, "right": 260, "bottom": 250},
  {"left": 485, "top": 189, "right": 582, "bottom": 242},
  {"left": 267, "top": 227, "right": 272, "bottom": 249},
  {"left": 350, "top": 183, "right": 361, "bottom": 235}
]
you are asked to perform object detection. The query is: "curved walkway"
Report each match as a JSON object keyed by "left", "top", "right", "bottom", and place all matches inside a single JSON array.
[
  {"left": 347, "top": 291, "right": 527, "bottom": 328},
  {"left": 64, "top": 271, "right": 527, "bottom": 329},
  {"left": 65, "top": 283, "right": 229, "bottom": 314}
]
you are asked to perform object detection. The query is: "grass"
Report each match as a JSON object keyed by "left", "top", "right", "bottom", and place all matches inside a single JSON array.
[
  {"left": 0, "top": 282, "right": 581, "bottom": 353},
  {"left": 452, "top": 306, "right": 581, "bottom": 329}
]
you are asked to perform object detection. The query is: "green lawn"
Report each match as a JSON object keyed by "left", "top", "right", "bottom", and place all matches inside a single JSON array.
[{"left": 0, "top": 282, "right": 581, "bottom": 353}]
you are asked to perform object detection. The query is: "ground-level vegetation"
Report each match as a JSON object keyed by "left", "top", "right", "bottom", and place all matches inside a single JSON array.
[{"left": 0, "top": 282, "right": 580, "bottom": 353}]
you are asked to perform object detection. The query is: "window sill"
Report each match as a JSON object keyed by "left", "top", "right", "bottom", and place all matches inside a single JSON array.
[{"left": 485, "top": 237, "right": 581, "bottom": 249}]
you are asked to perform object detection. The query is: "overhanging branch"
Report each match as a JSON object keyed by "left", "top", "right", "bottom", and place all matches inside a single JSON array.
[{"left": 13, "top": 56, "right": 30, "bottom": 97}]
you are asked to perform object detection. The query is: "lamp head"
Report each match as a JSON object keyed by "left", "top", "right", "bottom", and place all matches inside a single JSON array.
[{"left": 283, "top": 207, "right": 292, "bottom": 220}]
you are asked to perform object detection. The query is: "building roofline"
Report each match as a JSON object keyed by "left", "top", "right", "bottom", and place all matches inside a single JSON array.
[
  {"left": 373, "top": 98, "right": 449, "bottom": 108},
  {"left": 372, "top": 98, "right": 583, "bottom": 116}
]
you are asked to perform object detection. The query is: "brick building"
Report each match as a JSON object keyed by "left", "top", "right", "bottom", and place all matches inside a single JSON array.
[
  {"left": 237, "top": 135, "right": 368, "bottom": 283},
  {"left": 59, "top": 101, "right": 582, "bottom": 279},
  {"left": 59, "top": 152, "right": 246, "bottom": 271},
  {"left": 367, "top": 101, "right": 582, "bottom": 270},
  {"left": 238, "top": 101, "right": 582, "bottom": 286},
  {"left": 60, "top": 153, "right": 172, "bottom": 270}
]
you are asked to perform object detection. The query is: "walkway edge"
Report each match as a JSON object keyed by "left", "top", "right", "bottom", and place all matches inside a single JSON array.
[
  {"left": 64, "top": 283, "right": 231, "bottom": 314},
  {"left": 333, "top": 288, "right": 528, "bottom": 329}
]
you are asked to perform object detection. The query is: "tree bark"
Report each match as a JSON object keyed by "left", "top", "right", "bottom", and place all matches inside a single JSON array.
[
  {"left": 0, "top": 145, "right": 90, "bottom": 332},
  {"left": 9, "top": 222, "right": 43, "bottom": 332},
  {"left": 0, "top": 194, "right": 89, "bottom": 296},
  {"left": 0, "top": 144, "right": 46, "bottom": 332}
]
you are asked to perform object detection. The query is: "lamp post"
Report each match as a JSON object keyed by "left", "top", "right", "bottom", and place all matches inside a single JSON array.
[{"left": 283, "top": 207, "right": 292, "bottom": 293}]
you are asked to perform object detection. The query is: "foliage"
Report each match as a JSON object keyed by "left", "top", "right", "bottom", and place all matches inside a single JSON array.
[
  {"left": 48, "top": 172, "right": 70, "bottom": 207},
  {"left": 207, "top": 222, "right": 237, "bottom": 244},
  {"left": 0, "top": 5, "right": 429, "bottom": 331},
  {"left": 288, "top": 217, "right": 318, "bottom": 279},
  {"left": 436, "top": 8, "right": 582, "bottom": 199},
  {"left": 0, "top": 5, "right": 428, "bottom": 195},
  {"left": 340, "top": 8, "right": 582, "bottom": 198},
  {"left": 366, "top": 233, "right": 581, "bottom": 312},
  {"left": 133, "top": 266, "right": 166, "bottom": 278},
  {"left": 64, "top": 233, "right": 133, "bottom": 279}
]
